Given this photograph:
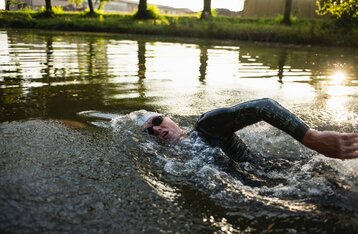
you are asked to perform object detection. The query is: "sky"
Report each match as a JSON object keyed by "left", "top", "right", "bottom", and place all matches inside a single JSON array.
[
  {"left": 0, "top": 0, "right": 5, "bottom": 10},
  {"left": 147, "top": 0, "right": 245, "bottom": 12}
]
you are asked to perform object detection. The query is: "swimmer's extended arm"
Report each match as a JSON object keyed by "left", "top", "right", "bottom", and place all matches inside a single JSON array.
[
  {"left": 196, "top": 98, "right": 309, "bottom": 161},
  {"left": 196, "top": 98, "right": 309, "bottom": 141},
  {"left": 196, "top": 98, "right": 358, "bottom": 160}
]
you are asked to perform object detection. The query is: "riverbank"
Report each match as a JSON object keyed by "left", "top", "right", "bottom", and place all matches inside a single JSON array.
[{"left": 0, "top": 11, "right": 357, "bottom": 47}]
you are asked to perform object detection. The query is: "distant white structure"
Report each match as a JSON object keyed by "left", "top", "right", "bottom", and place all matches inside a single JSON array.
[
  {"left": 243, "top": 0, "right": 318, "bottom": 18},
  {"left": 0, "top": 0, "right": 5, "bottom": 10},
  {"left": 11, "top": 0, "right": 192, "bottom": 14},
  {"left": 101, "top": 0, "right": 192, "bottom": 14},
  {"left": 20, "top": 0, "right": 69, "bottom": 9}
]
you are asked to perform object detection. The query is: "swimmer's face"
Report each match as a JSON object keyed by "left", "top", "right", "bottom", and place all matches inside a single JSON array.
[{"left": 144, "top": 115, "right": 183, "bottom": 141}]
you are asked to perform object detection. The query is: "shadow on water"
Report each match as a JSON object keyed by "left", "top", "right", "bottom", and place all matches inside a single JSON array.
[{"left": 0, "top": 29, "right": 357, "bottom": 233}]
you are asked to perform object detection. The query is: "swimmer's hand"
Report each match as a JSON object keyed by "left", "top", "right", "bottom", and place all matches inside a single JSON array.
[{"left": 302, "top": 129, "right": 358, "bottom": 160}]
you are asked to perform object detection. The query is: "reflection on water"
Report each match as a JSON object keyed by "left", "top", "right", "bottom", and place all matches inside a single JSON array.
[
  {"left": 0, "top": 29, "right": 357, "bottom": 233},
  {"left": 0, "top": 29, "right": 357, "bottom": 125}
]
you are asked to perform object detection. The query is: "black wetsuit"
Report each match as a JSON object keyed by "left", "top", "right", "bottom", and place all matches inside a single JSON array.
[{"left": 195, "top": 98, "right": 309, "bottom": 162}]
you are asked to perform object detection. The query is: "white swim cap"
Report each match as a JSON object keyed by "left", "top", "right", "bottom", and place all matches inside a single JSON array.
[{"left": 128, "top": 110, "right": 160, "bottom": 128}]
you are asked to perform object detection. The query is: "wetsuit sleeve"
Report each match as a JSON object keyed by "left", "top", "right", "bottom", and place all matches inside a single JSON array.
[{"left": 195, "top": 98, "right": 309, "bottom": 162}]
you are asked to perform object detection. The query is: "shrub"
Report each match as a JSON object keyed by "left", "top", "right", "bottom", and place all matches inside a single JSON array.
[{"left": 316, "top": 0, "right": 358, "bottom": 29}]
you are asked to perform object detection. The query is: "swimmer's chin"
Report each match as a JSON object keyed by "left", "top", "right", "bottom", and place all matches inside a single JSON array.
[{"left": 161, "top": 132, "right": 187, "bottom": 143}]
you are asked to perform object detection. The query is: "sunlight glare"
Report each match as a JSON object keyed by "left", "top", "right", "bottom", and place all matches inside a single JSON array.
[
  {"left": 325, "top": 85, "right": 358, "bottom": 125},
  {"left": 330, "top": 70, "right": 346, "bottom": 84}
]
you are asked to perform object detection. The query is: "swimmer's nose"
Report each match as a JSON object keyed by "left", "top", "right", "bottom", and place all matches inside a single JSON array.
[{"left": 152, "top": 126, "right": 162, "bottom": 134}]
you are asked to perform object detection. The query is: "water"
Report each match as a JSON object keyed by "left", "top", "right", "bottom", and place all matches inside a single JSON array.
[{"left": 0, "top": 29, "right": 357, "bottom": 233}]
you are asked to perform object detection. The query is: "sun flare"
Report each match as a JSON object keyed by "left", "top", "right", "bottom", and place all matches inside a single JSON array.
[{"left": 330, "top": 70, "right": 346, "bottom": 84}]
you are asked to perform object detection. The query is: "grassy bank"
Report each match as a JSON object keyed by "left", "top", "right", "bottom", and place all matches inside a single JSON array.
[{"left": 0, "top": 11, "right": 357, "bottom": 47}]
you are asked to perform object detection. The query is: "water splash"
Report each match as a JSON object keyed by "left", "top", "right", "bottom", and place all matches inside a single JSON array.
[{"left": 79, "top": 110, "right": 358, "bottom": 221}]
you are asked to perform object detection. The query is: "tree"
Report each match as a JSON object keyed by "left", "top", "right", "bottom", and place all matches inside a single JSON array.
[
  {"left": 87, "top": 0, "right": 95, "bottom": 14},
  {"left": 282, "top": 0, "right": 293, "bottom": 25},
  {"left": 316, "top": 0, "right": 358, "bottom": 28},
  {"left": 5, "top": 0, "right": 10, "bottom": 10},
  {"left": 134, "top": 0, "right": 159, "bottom": 19},
  {"left": 200, "top": 0, "right": 212, "bottom": 19},
  {"left": 45, "top": 0, "right": 53, "bottom": 14},
  {"left": 135, "top": 0, "right": 147, "bottom": 18}
]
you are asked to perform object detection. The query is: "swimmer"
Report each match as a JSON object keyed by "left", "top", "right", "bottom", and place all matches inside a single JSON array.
[{"left": 141, "top": 98, "right": 358, "bottom": 161}]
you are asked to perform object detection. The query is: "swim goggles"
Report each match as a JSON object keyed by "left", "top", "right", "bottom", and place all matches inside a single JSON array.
[{"left": 145, "top": 115, "right": 164, "bottom": 135}]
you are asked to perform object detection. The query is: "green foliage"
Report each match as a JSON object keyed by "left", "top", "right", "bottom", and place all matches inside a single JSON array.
[
  {"left": 198, "top": 10, "right": 220, "bottom": 20},
  {"left": 52, "top": 6, "right": 64, "bottom": 14},
  {"left": 316, "top": 0, "right": 358, "bottom": 28},
  {"left": 68, "top": 0, "right": 84, "bottom": 8},
  {"left": 97, "top": 0, "right": 107, "bottom": 11},
  {"left": 6, "top": 0, "right": 24, "bottom": 8},
  {"left": 18, "top": 6, "right": 35, "bottom": 13},
  {"left": 147, "top": 5, "right": 160, "bottom": 18},
  {"left": 1, "top": 12, "right": 357, "bottom": 47},
  {"left": 133, "top": 4, "right": 161, "bottom": 20},
  {"left": 36, "top": 6, "right": 54, "bottom": 17},
  {"left": 273, "top": 14, "right": 298, "bottom": 24},
  {"left": 211, "top": 9, "right": 218, "bottom": 17},
  {"left": 273, "top": 14, "right": 284, "bottom": 23},
  {"left": 0, "top": 11, "right": 34, "bottom": 27},
  {"left": 36, "top": 6, "right": 63, "bottom": 17},
  {"left": 81, "top": 8, "right": 100, "bottom": 17}
]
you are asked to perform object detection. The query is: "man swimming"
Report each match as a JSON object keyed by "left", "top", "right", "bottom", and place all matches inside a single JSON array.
[{"left": 141, "top": 98, "right": 358, "bottom": 161}]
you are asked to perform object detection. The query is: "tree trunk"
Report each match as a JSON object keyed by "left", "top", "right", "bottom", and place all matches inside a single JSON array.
[
  {"left": 45, "top": 0, "right": 52, "bottom": 13},
  {"left": 137, "top": 0, "right": 147, "bottom": 17},
  {"left": 200, "top": 0, "right": 212, "bottom": 19},
  {"left": 88, "top": 0, "right": 95, "bottom": 14},
  {"left": 5, "top": 0, "right": 10, "bottom": 10},
  {"left": 199, "top": 45, "right": 208, "bottom": 83},
  {"left": 277, "top": 50, "right": 287, "bottom": 83},
  {"left": 43, "top": 36, "right": 54, "bottom": 83},
  {"left": 97, "top": 0, "right": 107, "bottom": 11},
  {"left": 137, "top": 41, "right": 146, "bottom": 80},
  {"left": 283, "top": 0, "right": 292, "bottom": 25}
]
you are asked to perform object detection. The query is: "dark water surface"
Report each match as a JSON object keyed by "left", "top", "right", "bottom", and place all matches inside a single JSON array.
[{"left": 0, "top": 29, "right": 357, "bottom": 233}]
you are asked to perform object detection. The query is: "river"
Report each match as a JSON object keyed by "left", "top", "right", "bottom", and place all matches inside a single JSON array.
[{"left": 0, "top": 29, "right": 357, "bottom": 233}]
